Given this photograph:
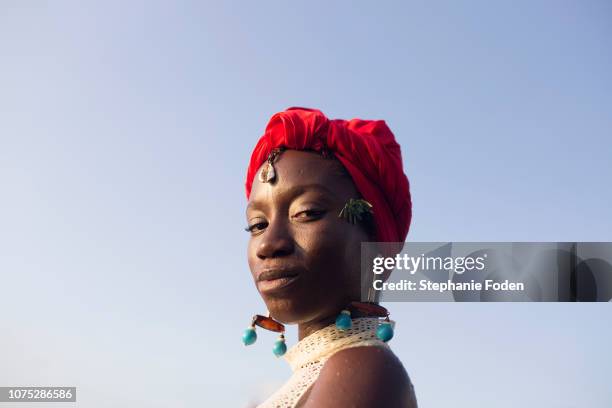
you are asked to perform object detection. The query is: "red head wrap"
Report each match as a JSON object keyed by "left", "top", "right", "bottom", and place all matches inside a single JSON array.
[{"left": 245, "top": 107, "right": 412, "bottom": 242}]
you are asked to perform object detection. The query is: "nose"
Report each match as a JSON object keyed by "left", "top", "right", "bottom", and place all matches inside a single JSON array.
[{"left": 256, "top": 217, "right": 294, "bottom": 259}]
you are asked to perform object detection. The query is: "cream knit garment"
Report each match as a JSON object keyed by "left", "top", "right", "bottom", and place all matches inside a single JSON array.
[{"left": 256, "top": 317, "right": 394, "bottom": 408}]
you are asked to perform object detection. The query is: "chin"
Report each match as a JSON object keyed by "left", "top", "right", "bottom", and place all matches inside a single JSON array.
[
  {"left": 263, "top": 295, "right": 318, "bottom": 325},
  {"left": 266, "top": 295, "right": 343, "bottom": 326}
]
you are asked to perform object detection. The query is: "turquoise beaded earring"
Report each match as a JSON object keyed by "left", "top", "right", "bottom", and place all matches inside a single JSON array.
[
  {"left": 376, "top": 316, "right": 394, "bottom": 342},
  {"left": 335, "top": 308, "right": 352, "bottom": 331},
  {"left": 242, "top": 313, "right": 287, "bottom": 357},
  {"left": 242, "top": 323, "right": 257, "bottom": 346},
  {"left": 334, "top": 301, "right": 395, "bottom": 342},
  {"left": 272, "top": 333, "right": 287, "bottom": 357}
]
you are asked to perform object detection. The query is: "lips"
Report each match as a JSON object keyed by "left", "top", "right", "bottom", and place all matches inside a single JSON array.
[
  {"left": 256, "top": 267, "right": 302, "bottom": 293},
  {"left": 257, "top": 268, "right": 299, "bottom": 282}
]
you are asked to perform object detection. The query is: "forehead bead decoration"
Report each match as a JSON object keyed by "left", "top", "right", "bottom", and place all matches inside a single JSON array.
[{"left": 258, "top": 147, "right": 285, "bottom": 183}]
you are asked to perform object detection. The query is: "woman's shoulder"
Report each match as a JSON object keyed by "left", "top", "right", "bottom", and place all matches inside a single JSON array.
[{"left": 302, "top": 345, "right": 418, "bottom": 407}]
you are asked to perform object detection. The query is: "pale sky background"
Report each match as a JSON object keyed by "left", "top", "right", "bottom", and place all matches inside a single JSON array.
[{"left": 1, "top": 1, "right": 611, "bottom": 407}]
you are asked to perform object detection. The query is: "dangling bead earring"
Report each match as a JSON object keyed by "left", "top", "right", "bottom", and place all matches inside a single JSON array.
[
  {"left": 337, "top": 301, "right": 396, "bottom": 343},
  {"left": 335, "top": 309, "right": 352, "bottom": 331},
  {"left": 376, "top": 316, "right": 394, "bottom": 342},
  {"left": 272, "top": 333, "right": 287, "bottom": 357},
  {"left": 242, "top": 322, "right": 257, "bottom": 346},
  {"left": 242, "top": 313, "right": 287, "bottom": 357}
]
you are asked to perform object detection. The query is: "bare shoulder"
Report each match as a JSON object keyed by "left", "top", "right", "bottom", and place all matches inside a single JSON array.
[{"left": 302, "top": 346, "right": 418, "bottom": 408}]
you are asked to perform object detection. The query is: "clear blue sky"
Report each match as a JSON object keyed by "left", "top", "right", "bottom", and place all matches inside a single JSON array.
[{"left": 1, "top": 1, "right": 611, "bottom": 407}]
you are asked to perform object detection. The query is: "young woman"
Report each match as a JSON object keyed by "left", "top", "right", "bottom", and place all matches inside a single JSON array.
[{"left": 243, "top": 107, "right": 417, "bottom": 407}]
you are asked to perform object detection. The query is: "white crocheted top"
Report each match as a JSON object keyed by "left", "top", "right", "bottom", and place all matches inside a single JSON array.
[{"left": 256, "top": 317, "right": 394, "bottom": 408}]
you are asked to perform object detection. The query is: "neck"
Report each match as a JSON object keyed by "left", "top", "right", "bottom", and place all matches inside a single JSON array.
[{"left": 297, "top": 314, "right": 336, "bottom": 341}]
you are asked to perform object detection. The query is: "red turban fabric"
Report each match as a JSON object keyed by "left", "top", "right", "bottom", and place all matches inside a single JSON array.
[{"left": 245, "top": 107, "right": 412, "bottom": 242}]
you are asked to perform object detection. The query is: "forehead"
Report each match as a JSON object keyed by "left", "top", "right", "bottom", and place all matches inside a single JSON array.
[{"left": 248, "top": 150, "right": 356, "bottom": 205}]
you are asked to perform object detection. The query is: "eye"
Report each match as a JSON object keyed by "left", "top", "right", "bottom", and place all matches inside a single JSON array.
[
  {"left": 245, "top": 221, "right": 268, "bottom": 234},
  {"left": 293, "top": 209, "right": 326, "bottom": 220}
]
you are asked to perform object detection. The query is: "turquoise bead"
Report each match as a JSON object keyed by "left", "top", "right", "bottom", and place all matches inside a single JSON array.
[
  {"left": 242, "top": 327, "right": 257, "bottom": 346},
  {"left": 272, "top": 339, "right": 287, "bottom": 357},
  {"left": 376, "top": 322, "right": 394, "bottom": 342},
  {"left": 335, "top": 312, "right": 352, "bottom": 331}
]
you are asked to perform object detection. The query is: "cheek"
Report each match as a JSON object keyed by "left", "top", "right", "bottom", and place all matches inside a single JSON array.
[
  {"left": 295, "top": 219, "right": 362, "bottom": 280},
  {"left": 246, "top": 239, "right": 258, "bottom": 279}
]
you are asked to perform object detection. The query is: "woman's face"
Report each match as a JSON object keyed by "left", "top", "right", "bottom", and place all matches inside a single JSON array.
[{"left": 246, "top": 150, "right": 370, "bottom": 324}]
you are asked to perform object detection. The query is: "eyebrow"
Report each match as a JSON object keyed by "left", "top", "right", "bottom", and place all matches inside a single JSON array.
[{"left": 246, "top": 183, "right": 338, "bottom": 213}]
